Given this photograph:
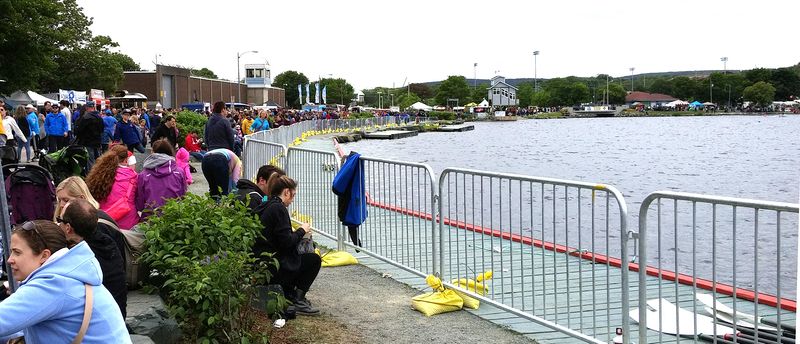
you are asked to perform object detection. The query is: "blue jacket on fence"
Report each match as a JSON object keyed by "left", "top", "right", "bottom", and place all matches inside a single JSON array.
[
  {"left": 45, "top": 111, "right": 68, "bottom": 136},
  {"left": 332, "top": 152, "right": 367, "bottom": 226},
  {"left": 0, "top": 242, "right": 131, "bottom": 344}
]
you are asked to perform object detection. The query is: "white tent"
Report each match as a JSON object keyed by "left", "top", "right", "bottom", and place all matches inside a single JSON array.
[
  {"left": 409, "top": 102, "right": 432, "bottom": 111},
  {"left": 27, "top": 91, "right": 58, "bottom": 106},
  {"left": 478, "top": 99, "right": 489, "bottom": 107},
  {"left": 664, "top": 100, "right": 689, "bottom": 108}
]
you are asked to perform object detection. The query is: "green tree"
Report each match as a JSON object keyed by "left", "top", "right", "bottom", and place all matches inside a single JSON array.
[
  {"left": 671, "top": 77, "right": 700, "bottom": 101},
  {"left": 648, "top": 78, "right": 674, "bottom": 96},
  {"left": 191, "top": 68, "right": 218, "bottom": 79},
  {"left": 0, "top": 0, "right": 136, "bottom": 94},
  {"left": 602, "top": 83, "right": 627, "bottom": 104},
  {"left": 745, "top": 68, "right": 772, "bottom": 84},
  {"left": 769, "top": 68, "right": 800, "bottom": 100},
  {"left": 470, "top": 83, "right": 489, "bottom": 104},
  {"left": 531, "top": 90, "right": 553, "bottom": 107},
  {"left": 409, "top": 83, "right": 434, "bottom": 100},
  {"left": 434, "top": 76, "right": 471, "bottom": 107},
  {"left": 319, "top": 78, "right": 355, "bottom": 105},
  {"left": 273, "top": 70, "right": 309, "bottom": 108},
  {"left": 397, "top": 92, "right": 421, "bottom": 110},
  {"left": 516, "top": 83, "right": 534, "bottom": 108},
  {"left": 541, "top": 78, "right": 590, "bottom": 106},
  {"left": 743, "top": 81, "right": 776, "bottom": 107}
]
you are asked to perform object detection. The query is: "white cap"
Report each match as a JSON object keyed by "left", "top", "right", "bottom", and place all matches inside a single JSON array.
[{"left": 25, "top": 104, "right": 35, "bottom": 109}]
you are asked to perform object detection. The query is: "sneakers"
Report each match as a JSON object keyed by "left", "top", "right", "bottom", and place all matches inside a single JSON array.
[{"left": 294, "top": 289, "right": 319, "bottom": 315}]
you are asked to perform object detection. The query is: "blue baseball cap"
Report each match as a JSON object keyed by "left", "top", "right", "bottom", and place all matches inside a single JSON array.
[{"left": 104, "top": 109, "right": 112, "bottom": 114}]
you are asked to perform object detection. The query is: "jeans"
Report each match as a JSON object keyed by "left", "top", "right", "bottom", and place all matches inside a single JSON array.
[
  {"left": 189, "top": 151, "right": 206, "bottom": 162},
  {"left": 127, "top": 143, "right": 146, "bottom": 153},
  {"left": 85, "top": 145, "right": 101, "bottom": 171},
  {"left": 16, "top": 137, "right": 31, "bottom": 162},
  {"left": 201, "top": 152, "right": 230, "bottom": 199}
]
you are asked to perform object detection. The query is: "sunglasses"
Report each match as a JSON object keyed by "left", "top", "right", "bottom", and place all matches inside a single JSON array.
[
  {"left": 56, "top": 217, "right": 69, "bottom": 225},
  {"left": 16, "top": 221, "right": 48, "bottom": 250}
]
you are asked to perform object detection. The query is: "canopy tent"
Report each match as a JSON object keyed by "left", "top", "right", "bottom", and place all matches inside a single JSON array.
[
  {"left": 3, "top": 90, "right": 34, "bottom": 107},
  {"left": 464, "top": 102, "right": 478, "bottom": 107},
  {"left": 478, "top": 99, "right": 489, "bottom": 107},
  {"left": 408, "top": 102, "right": 432, "bottom": 111},
  {"left": 689, "top": 101, "right": 703, "bottom": 108},
  {"left": 665, "top": 100, "right": 689, "bottom": 107},
  {"left": 27, "top": 91, "right": 58, "bottom": 106},
  {"left": 702, "top": 102, "right": 716, "bottom": 107}
]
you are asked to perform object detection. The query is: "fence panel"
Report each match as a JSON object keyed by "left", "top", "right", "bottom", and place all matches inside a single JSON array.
[
  {"left": 354, "top": 156, "right": 438, "bottom": 277},
  {"left": 241, "top": 138, "right": 287, "bottom": 180},
  {"left": 637, "top": 191, "right": 799, "bottom": 344},
  {"left": 285, "top": 147, "right": 342, "bottom": 244},
  {"left": 438, "top": 168, "right": 630, "bottom": 343}
]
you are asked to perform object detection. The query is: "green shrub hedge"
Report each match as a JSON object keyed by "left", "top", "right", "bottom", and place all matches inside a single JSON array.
[{"left": 175, "top": 110, "right": 208, "bottom": 147}]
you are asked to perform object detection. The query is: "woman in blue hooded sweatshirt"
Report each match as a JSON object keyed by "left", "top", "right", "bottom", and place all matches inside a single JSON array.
[{"left": 0, "top": 220, "right": 130, "bottom": 343}]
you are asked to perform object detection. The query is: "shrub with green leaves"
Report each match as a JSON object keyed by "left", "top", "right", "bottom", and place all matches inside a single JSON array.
[
  {"left": 176, "top": 110, "right": 208, "bottom": 147},
  {"left": 428, "top": 111, "right": 456, "bottom": 120},
  {"left": 140, "top": 193, "right": 286, "bottom": 343}
]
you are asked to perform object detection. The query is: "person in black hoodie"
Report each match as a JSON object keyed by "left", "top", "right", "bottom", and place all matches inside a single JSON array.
[
  {"left": 257, "top": 174, "right": 321, "bottom": 315},
  {"left": 150, "top": 114, "right": 178, "bottom": 148},
  {"left": 59, "top": 198, "right": 127, "bottom": 318},
  {"left": 236, "top": 164, "right": 285, "bottom": 212},
  {"left": 74, "top": 102, "right": 104, "bottom": 170},
  {"left": 204, "top": 101, "right": 234, "bottom": 151}
]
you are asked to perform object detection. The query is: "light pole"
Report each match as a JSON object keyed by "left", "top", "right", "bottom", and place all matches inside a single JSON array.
[
  {"left": 629, "top": 67, "right": 635, "bottom": 92},
  {"left": 377, "top": 91, "right": 382, "bottom": 109},
  {"left": 473, "top": 62, "right": 478, "bottom": 89},
  {"left": 390, "top": 94, "right": 395, "bottom": 107},
  {"left": 533, "top": 51, "right": 539, "bottom": 92},
  {"left": 606, "top": 75, "right": 610, "bottom": 105},
  {"left": 710, "top": 82, "right": 714, "bottom": 104},
  {"left": 721, "top": 57, "right": 728, "bottom": 74},
  {"left": 237, "top": 50, "right": 258, "bottom": 103}
]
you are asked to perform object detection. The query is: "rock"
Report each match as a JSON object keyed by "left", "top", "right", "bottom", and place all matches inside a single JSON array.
[
  {"left": 130, "top": 334, "right": 156, "bottom": 344},
  {"left": 126, "top": 291, "right": 181, "bottom": 344}
]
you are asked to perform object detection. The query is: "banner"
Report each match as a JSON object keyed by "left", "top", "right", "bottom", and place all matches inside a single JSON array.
[
  {"left": 59, "top": 89, "right": 87, "bottom": 104},
  {"left": 314, "top": 83, "right": 320, "bottom": 104},
  {"left": 90, "top": 88, "right": 104, "bottom": 100},
  {"left": 305, "top": 84, "right": 310, "bottom": 104},
  {"left": 298, "top": 84, "right": 303, "bottom": 104},
  {"left": 322, "top": 86, "right": 327, "bottom": 104}
]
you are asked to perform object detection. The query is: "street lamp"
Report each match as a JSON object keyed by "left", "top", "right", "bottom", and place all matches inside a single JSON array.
[
  {"left": 721, "top": 57, "right": 728, "bottom": 74},
  {"left": 473, "top": 62, "right": 478, "bottom": 89},
  {"left": 390, "top": 94, "right": 395, "bottom": 107},
  {"left": 237, "top": 50, "right": 258, "bottom": 103},
  {"left": 710, "top": 83, "right": 714, "bottom": 104},
  {"left": 533, "top": 51, "right": 539, "bottom": 92},
  {"left": 629, "top": 67, "right": 635, "bottom": 92},
  {"left": 377, "top": 91, "right": 382, "bottom": 109}
]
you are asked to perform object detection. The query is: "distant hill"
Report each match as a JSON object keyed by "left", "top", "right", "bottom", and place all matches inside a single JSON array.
[{"left": 418, "top": 70, "right": 741, "bottom": 88}]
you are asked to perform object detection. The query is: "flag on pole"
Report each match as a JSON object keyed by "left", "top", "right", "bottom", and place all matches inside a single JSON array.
[
  {"left": 322, "top": 86, "right": 327, "bottom": 104},
  {"left": 298, "top": 84, "right": 302, "bottom": 105},
  {"left": 305, "top": 84, "right": 310, "bottom": 104},
  {"left": 315, "top": 83, "right": 321, "bottom": 104}
]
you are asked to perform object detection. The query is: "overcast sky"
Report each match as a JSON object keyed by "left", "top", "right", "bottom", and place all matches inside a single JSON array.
[{"left": 78, "top": 0, "right": 799, "bottom": 91}]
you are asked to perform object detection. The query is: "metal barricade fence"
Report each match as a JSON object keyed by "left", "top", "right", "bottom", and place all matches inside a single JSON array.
[
  {"left": 637, "top": 191, "right": 799, "bottom": 344},
  {"left": 241, "top": 138, "right": 287, "bottom": 180},
  {"left": 285, "top": 147, "right": 343, "bottom": 245},
  {"left": 438, "top": 168, "right": 631, "bottom": 344},
  {"left": 352, "top": 156, "right": 438, "bottom": 277}
]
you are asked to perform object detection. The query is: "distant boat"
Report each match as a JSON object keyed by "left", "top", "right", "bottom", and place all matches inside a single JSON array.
[{"left": 572, "top": 104, "right": 617, "bottom": 117}]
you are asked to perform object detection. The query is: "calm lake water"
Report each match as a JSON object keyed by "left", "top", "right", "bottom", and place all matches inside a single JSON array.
[{"left": 342, "top": 115, "right": 800, "bottom": 296}]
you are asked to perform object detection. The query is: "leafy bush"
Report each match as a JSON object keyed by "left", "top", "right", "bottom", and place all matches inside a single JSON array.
[
  {"left": 176, "top": 110, "right": 208, "bottom": 147},
  {"left": 428, "top": 111, "right": 456, "bottom": 120},
  {"left": 140, "top": 193, "right": 285, "bottom": 343}
]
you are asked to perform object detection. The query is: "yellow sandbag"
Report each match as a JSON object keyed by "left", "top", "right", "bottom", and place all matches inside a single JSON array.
[
  {"left": 321, "top": 251, "right": 358, "bottom": 267},
  {"left": 451, "top": 270, "right": 493, "bottom": 309},
  {"left": 412, "top": 275, "right": 463, "bottom": 316},
  {"left": 290, "top": 211, "right": 313, "bottom": 230}
]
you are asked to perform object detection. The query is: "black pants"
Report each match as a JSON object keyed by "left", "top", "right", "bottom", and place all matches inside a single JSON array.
[
  {"left": 276, "top": 253, "right": 321, "bottom": 297},
  {"left": 48, "top": 135, "right": 66, "bottom": 152},
  {"left": 201, "top": 152, "right": 230, "bottom": 198}
]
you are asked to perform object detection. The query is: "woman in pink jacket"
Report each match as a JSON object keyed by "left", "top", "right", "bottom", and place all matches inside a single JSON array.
[{"left": 85, "top": 145, "right": 139, "bottom": 229}]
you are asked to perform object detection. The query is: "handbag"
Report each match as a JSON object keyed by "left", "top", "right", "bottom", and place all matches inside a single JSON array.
[
  {"left": 99, "top": 219, "right": 148, "bottom": 289},
  {"left": 73, "top": 284, "right": 94, "bottom": 344},
  {"left": 105, "top": 178, "right": 135, "bottom": 221},
  {"left": 297, "top": 237, "right": 316, "bottom": 255}
]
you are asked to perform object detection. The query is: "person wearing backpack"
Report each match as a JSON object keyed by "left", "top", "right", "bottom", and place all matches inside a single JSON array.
[{"left": 74, "top": 102, "right": 104, "bottom": 171}]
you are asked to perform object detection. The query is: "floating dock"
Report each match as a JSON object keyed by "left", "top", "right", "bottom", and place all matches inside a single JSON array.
[
  {"left": 363, "top": 130, "right": 419, "bottom": 140},
  {"left": 437, "top": 123, "right": 474, "bottom": 132}
]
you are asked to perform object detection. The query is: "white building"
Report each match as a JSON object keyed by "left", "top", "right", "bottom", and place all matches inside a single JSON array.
[
  {"left": 487, "top": 76, "right": 518, "bottom": 107},
  {"left": 244, "top": 63, "right": 285, "bottom": 106}
]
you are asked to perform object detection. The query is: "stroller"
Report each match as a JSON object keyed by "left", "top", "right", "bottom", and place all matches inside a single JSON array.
[
  {"left": 4, "top": 164, "right": 56, "bottom": 225},
  {"left": 39, "top": 145, "right": 89, "bottom": 186},
  {"left": 0, "top": 145, "right": 18, "bottom": 177}
]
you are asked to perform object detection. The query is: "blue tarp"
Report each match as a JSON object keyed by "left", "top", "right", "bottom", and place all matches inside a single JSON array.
[{"left": 689, "top": 101, "right": 703, "bottom": 107}]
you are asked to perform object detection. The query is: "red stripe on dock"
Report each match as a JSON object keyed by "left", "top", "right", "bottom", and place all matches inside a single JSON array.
[{"left": 367, "top": 199, "right": 797, "bottom": 312}]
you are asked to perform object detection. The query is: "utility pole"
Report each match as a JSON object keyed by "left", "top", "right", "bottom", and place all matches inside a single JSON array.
[
  {"left": 721, "top": 57, "right": 728, "bottom": 74},
  {"left": 473, "top": 63, "right": 477, "bottom": 89},
  {"left": 629, "top": 67, "right": 635, "bottom": 92},
  {"left": 533, "top": 51, "right": 540, "bottom": 92}
]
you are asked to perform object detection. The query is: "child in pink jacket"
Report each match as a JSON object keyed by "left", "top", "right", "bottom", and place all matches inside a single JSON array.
[{"left": 175, "top": 147, "right": 193, "bottom": 185}]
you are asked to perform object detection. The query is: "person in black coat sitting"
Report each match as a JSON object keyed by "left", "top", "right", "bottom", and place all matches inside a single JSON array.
[
  {"left": 256, "top": 174, "right": 321, "bottom": 315},
  {"left": 59, "top": 198, "right": 127, "bottom": 318}
]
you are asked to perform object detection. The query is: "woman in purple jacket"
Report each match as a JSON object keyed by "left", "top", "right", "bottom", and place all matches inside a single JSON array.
[{"left": 135, "top": 138, "right": 187, "bottom": 220}]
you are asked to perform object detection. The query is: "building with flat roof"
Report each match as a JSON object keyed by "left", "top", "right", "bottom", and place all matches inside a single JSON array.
[
  {"left": 624, "top": 91, "right": 677, "bottom": 107},
  {"left": 122, "top": 65, "right": 285, "bottom": 109},
  {"left": 487, "top": 76, "right": 518, "bottom": 107}
]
